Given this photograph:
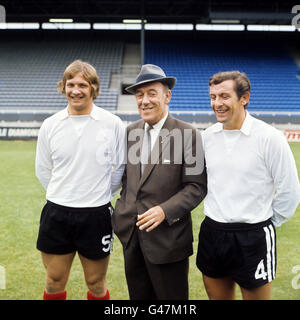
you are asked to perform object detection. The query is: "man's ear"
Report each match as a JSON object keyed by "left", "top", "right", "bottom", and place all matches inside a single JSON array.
[
  {"left": 241, "top": 91, "right": 250, "bottom": 107},
  {"left": 165, "top": 89, "right": 172, "bottom": 104}
]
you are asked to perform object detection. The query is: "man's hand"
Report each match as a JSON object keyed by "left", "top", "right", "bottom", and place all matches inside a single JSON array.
[{"left": 136, "top": 206, "right": 165, "bottom": 232}]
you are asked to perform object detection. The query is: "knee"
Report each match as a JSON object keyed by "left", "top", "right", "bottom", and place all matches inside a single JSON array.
[
  {"left": 85, "top": 275, "right": 107, "bottom": 296},
  {"left": 45, "top": 272, "right": 68, "bottom": 293}
]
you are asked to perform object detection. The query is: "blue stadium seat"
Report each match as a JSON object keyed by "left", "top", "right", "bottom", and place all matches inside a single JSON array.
[{"left": 146, "top": 41, "right": 300, "bottom": 112}]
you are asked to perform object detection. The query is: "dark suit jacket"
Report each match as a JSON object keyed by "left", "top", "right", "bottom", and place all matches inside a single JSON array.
[{"left": 112, "top": 114, "right": 207, "bottom": 264}]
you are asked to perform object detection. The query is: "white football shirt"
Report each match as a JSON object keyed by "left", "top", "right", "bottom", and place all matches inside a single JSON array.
[
  {"left": 35, "top": 104, "right": 126, "bottom": 208},
  {"left": 203, "top": 111, "right": 300, "bottom": 227}
]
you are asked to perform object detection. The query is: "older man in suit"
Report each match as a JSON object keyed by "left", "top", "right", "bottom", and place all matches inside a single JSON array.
[{"left": 112, "top": 64, "right": 207, "bottom": 300}]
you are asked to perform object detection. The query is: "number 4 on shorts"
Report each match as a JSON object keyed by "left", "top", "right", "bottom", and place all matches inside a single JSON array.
[{"left": 255, "top": 259, "right": 267, "bottom": 280}]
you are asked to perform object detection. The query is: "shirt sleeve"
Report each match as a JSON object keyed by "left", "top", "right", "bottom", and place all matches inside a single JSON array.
[
  {"left": 111, "top": 118, "right": 126, "bottom": 196},
  {"left": 35, "top": 121, "right": 53, "bottom": 190},
  {"left": 265, "top": 129, "right": 300, "bottom": 227}
]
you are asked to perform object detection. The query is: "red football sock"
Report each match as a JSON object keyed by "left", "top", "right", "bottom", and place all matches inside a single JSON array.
[
  {"left": 87, "top": 289, "right": 110, "bottom": 300},
  {"left": 43, "top": 290, "right": 67, "bottom": 300}
]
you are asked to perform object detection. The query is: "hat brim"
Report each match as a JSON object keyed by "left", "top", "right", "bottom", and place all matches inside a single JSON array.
[{"left": 125, "top": 77, "right": 176, "bottom": 94}]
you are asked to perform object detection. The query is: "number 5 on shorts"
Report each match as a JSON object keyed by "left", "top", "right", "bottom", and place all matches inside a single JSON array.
[{"left": 102, "top": 234, "right": 113, "bottom": 253}]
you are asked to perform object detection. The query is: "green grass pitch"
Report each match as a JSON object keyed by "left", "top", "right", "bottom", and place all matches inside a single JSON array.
[{"left": 0, "top": 140, "right": 300, "bottom": 300}]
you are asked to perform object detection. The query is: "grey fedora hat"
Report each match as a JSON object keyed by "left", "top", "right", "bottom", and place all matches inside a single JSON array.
[{"left": 125, "top": 64, "right": 177, "bottom": 94}]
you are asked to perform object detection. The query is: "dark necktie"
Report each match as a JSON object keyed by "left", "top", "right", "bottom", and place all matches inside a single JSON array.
[{"left": 141, "top": 124, "right": 153, "bottom": 175}]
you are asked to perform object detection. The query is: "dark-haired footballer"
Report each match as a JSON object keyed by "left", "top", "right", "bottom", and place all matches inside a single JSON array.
[{"left": 196, "top": 70, "right": 300, "bottom": 300}]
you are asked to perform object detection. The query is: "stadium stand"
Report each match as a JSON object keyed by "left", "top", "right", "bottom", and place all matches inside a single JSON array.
[
  {"left": 145, "top": 39, "right": 300, "bottom": 113},
  {"left": 0, "top": 30, "right": 299, "bottom": 140},
  {"left": 0, "top": 37, "right": 123, "bottom": 111}
]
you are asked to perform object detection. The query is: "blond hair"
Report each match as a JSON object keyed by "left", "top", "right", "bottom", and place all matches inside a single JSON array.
[{"left": 57, "top": 60, "right": 100, "bottom": 100}]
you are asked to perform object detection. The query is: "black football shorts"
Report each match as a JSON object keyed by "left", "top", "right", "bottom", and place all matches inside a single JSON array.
[
  {"left": 37, "top": 200, "right": 114, "bottom": 260},
  {"left": 196, "top": 216, "right": 276, "bottom": 289}
]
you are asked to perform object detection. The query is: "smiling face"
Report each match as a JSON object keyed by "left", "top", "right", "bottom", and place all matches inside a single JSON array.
[
  {"left": 135, "top": 81, "right": 171, "bottom": 126},
  {"left": 65, "top": 73, "right": 94, "bottom": 115},
  {"left": 209, "top": 79, "right": 249, "bottom": 130}
]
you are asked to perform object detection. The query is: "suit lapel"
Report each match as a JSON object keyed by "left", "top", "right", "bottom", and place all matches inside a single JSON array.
[{"left": 137, "top": 115, "right": 174, "bottom": 190}]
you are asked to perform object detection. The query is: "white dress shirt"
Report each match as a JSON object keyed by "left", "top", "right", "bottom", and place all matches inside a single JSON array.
[
  {"left": 144, "top": 111, "right": 169, "bottom": 150},
  {"left": 35, "top": 104, "right": 126, "bottom": 208},
  {"left": 203, "top": 111, "right": 300, "bottom": 227}
]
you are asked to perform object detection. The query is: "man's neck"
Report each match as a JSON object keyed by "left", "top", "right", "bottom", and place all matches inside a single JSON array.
[{"left": 68, "top": 103, "right": 93, "bottom": 116}]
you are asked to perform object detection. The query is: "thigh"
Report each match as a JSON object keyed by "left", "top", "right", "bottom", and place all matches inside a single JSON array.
[
  {"left": 202, "top": 274, "right": 236, "bottom": 300},
  {"left": 41, "top": 252, "right": 76, "bottom": 280},
  {"left": 145, "top": 257, "right": 189, "bottom": 300},
  {"left": 240, "top": 281, "right": 272, "bottom": 300},
  {"left": 79, "top": 254, "right": 110, "bottom": 283}
]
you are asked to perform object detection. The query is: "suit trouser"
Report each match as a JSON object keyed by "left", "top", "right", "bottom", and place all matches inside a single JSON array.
[{"left": 123, "top": 227, "right": 189, "bottom": 300}]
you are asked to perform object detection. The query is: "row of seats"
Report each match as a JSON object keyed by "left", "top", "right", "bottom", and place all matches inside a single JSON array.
[
  {"left": 0, "top": 37, "right": 299, "bottom": 113},
  {"left": 146, "top": 40, "right": 300, "bottom": 112},
  {"left": 0, "top": 38, "right": 123, "bottom": 111}
]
